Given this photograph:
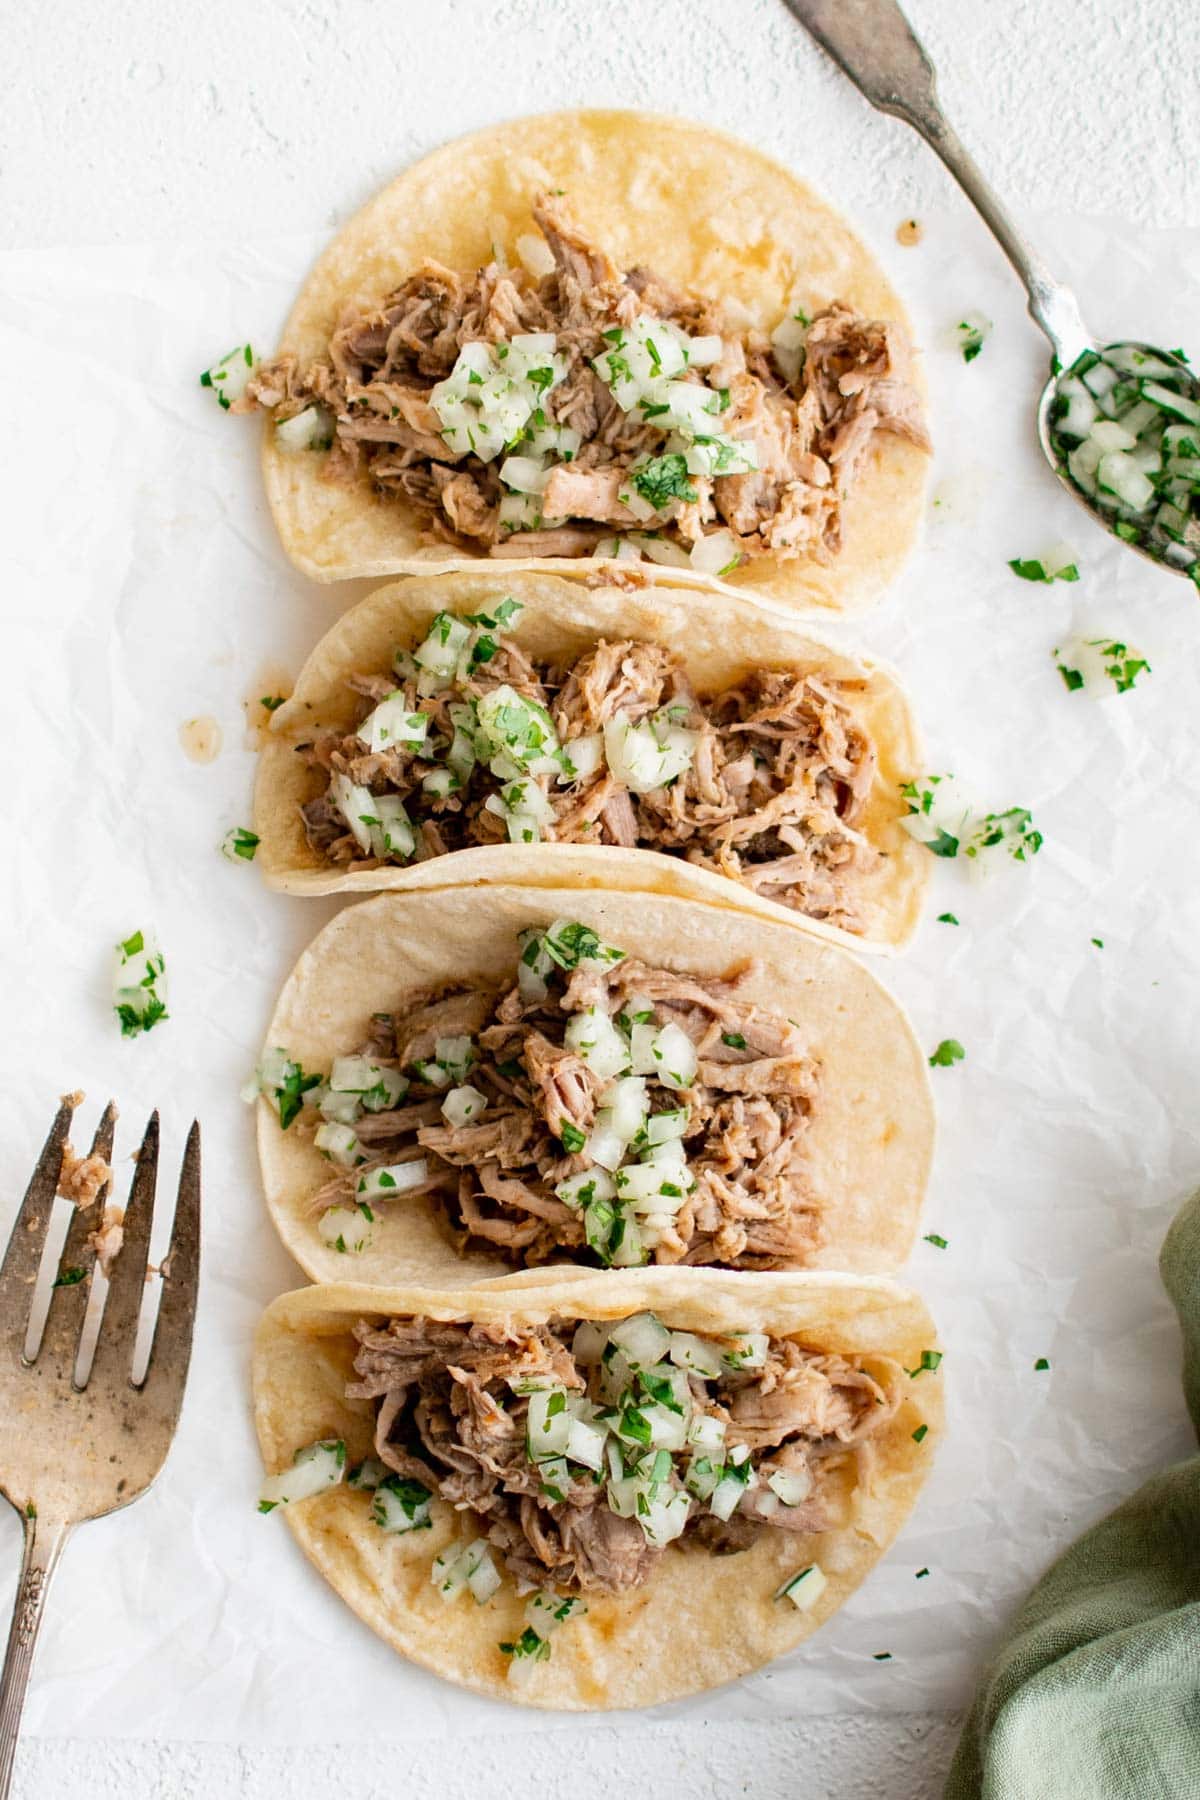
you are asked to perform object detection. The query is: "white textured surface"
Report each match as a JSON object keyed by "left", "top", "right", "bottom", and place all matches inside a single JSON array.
[
  {"left": 8, "top": 1718, "right": 963, "bottom": 1800},
  {"left": 6, "top": 0, "right": 1199, "bottom": 252},
  {"left": 4, "top": 3, "right": 1197, "bottom": 1797}
]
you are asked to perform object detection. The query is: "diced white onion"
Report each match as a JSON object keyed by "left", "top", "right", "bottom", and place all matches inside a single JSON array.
[
  {"left": 441, "top": 1083, "right": 488, "bottom": 1128},
  {"left": 202, "top": 343, "right": 255, "bottom": 408},
  {"left": 275, "top": 404, "right": 332, "bottom": 451},
  {"left": 646, "top": 1109, "right": 689, "bottom": 1146},
  {"left": 559, "top": 732, "right": 604, "bottom": 784},
  {"left": 259, "top": 1439, "right": 345, "bottom": 1509},
  {"left": 358, "top": 694, "right": 428, "bottom": 755},
  {"left": 602, "top": 1074, "right": 648, "bottom": 1140},
  {"left": 584, "top": 1119, "right": 625, "bottom": 1172},
  {"left": 516, "top": 232, "right": 557, "bottom": 278},
  {"left": 768, "top": 1467, "right": 814, "bottom": 1506},
  {"left": 317, "top": 1202, "right": 374, "bottom": 1253},
  {"left": 775, "top": 1563, "right": 828, "bottom": 1611},
  {"left": 565, "top": 1009, "right": 630, "bottom": 1079},
  {"left": 356, "top": 1159, "right": 429, "bottom": 1201},
  {"left": 687, "top": 1411, "right": 727, "bottom": 1450},
  {"left": 527, "top": 1388, "right": 573, "bottom": 1460},
  {"left": 555, "top": 1166, "right": 615, "bottom": 1209},
  {"left": 313, "top": 1121, "right": 363, "bottom": 1167},
  {"left": 606, "top": 1312, "right": 671, "bottom": 1371},
  {"left": 670, "top": 1331, "right": 726, "bottom": 1379},
  {"left": 571, "top": 1321, "right": 608, "bottom": 1365},
  {"left": 722, "top": 1331, "right": 769, "bottom": 1370},
  {"left": 689, "top": 529, "right": 742, "bottom": 575},
  {"left": 329, "top": 773, "right": 379, "bottom": 855},
  {"left": 649, "top": 1023, "right": 698, "bottom": 1090}
]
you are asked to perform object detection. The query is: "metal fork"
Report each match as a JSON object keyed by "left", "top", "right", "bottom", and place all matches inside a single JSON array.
[{"left": 0, "top": 1095, "right": 200, "bottom": 1798}]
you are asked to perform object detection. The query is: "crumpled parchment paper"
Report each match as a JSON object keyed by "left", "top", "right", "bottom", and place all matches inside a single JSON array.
[{"left": 0, "top": 204, "right": 1197, "bottom": 1742}]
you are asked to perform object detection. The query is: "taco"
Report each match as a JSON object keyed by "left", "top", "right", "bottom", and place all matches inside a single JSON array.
[
  {"left": 248, "top": 886, "right": 933, "bottom": 1289},
  {"left": 252, "top": 1269, "right": 941, "bottom": 1708},
  {"left": 255, "top": 569, "right": 927, "bottom": 952},
  {"left": 219, "top": 110, "right": 929, "bottom": 613}
]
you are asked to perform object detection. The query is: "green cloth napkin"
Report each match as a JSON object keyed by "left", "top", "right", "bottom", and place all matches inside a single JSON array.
[{"left": 946, "top": 1189, "right": 1200, "bottom": 1799}]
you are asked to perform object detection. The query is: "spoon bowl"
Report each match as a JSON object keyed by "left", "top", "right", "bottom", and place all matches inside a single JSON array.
[{"left": 1036, "top": 343, "right": 1200, "bottom": 577}]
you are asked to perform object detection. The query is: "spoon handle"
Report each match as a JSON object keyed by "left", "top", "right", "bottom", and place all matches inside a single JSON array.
[{"left": 783, "top": 0, "right": 1091, "bottom": 366}]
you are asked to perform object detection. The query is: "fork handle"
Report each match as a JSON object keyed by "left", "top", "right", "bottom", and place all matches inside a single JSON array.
[
  {"left": 0, "top": 1513, "right": 70, "bottom": 1800},
  {"left": 783, "top": 0, "right": 1091, "bottom": 365}
]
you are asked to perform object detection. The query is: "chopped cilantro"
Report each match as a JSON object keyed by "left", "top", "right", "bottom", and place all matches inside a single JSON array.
[
  {"left": 1091, "top": 937, "right": 1104, "bottom": 950},
  {"left": 116, "top": 996, "right": 168, "bottom": 1039},
  {"left": 954, "top": 315, "right": 991, "bottom": 363},
  {"left": 1009, "top": 557, "right": 1078, "bottom": 583},
  {"left": 631, "top": 453, "right": 698, "bottom": 511},
  {"left": 721, "top": 1032, "right": 747, "bottom": 1050},
  {"left": 1034, "top": 1357, "right": 1050, "bottom": 1372},
  {"left": 907, "top": 1350, "right": 943, "bottom": 1378},
  {"left": 500, "top": 1626, "right": 551, "bottom": 1663},
  {"left": 276, "top": 1061, "right": 322, "bottom": 1130},
  {"left": 916, "top": 1567, "right": 930, "bottom": 1579},
  {"left": 936, "top": 913, "right": 959, "bottom": 926},
  {"left": 923, "top": 1233, "right": 948, "bottom": 1249},
  {"left": 222, "top": 826, "right": 260, "bottom": 862},
  {"left": 53, "top": 1266, "right": 86, "bottom": 1288},
  {"left": 559, "top": 1121, "right": 586, "bottom": 1154},
  {"left": 911, "top": 1424, "right": 929, "bottom": 1444},
  {"left": 928, "top": 1039, "right": 965, "bottom": 1068}
]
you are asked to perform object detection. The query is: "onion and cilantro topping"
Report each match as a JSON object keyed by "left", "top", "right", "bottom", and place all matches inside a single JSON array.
[
  {"left": 242, "top": 1047, "right": 321, "bottom": 1127},
  {"left": 200, "top": 343, "right": 255, "bottom": 410},
  {"left": 775, "top": 1564, "right": 828, "bottom": 1610},
  {"left": 590, "top": 317, "right": 754, "bottom": 484},
  {"left": 431, "top": 335, "right": 569, "bottom": 466},
  {"left": 317, "top": 1201, "right": 375, "bottom": 1254},
  {"left": 372, "top": 1475, "right": 433, "bottom": 1534},
  {"left": 221, "top": 826, "right": 260, "bottom": 862},
  {"left": 112, "top": 929, "right": 169, "bottom": 1038},
  {"left": 1007, "top": 543, "right": 1080, "bottom": 583},
  {"left": 499, "top": 1593, "right": 588, "bottom": 1685},
  {"left": 275, "top": 404, "right": 335, "bottom": 452},
  {"left": 258, "top": 1438, "right": 345, "bottom": 1511},
  {"left": 1048, "top": 343, "right": 1200, "bottom": 578},
  {"left": 901, "top": 775, "right": 1043, "bottom": 869},
  {"left": 954, "top": 313, "right": 992, "bottom": 364},
  {"left": 322, "top": 601, "right": 701, "bottom": 852},
  {"left": 432, "top": 1538, "right": 502, "bottom": 1605},
  {"left": 1054, "top": 636, "right": 1150, "bottom": 696},
  {"left": 258, "top": 1439, "right": 433, "bottom": 1538},
  {"left": 356, "top": 1161, "right": 429, "bottom": 1201}
]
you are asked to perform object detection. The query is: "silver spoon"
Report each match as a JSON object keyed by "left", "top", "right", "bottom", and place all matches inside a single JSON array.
[{"left": 784, "top": 0, "right": 1200, "bottom": 582}]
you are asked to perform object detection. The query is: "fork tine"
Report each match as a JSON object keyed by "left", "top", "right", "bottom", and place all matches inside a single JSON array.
[
  {"left": 0, "top": 1095, "right": 77, "bottom": 1355},
  {"left": 139, "top": 1121, "right": 200, "bottom": 1410},
  {"left": 35, "top": 1101, "right": 118, "bottom": 1373},
  {"left": 84, "top": 1113, "right": 159, "bottom": 1390}
]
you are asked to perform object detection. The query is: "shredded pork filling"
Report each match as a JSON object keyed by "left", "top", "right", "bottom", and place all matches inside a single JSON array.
[
  {"left": 298, "top": 635, "right": 880, "bottom": 935},
  {"left": 239, "top": 192, "right": 929, "bottom": 565},
  {"left": 347, "top": 1314, "right": 900, "bottom": 1597},
  {"left": 310, "top": 948, "right": 824, "bottom": 1270}
]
